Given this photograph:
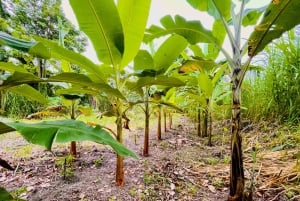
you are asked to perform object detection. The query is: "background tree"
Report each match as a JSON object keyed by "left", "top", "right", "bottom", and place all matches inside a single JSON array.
[{"left": 0, "top": 0, "right": 87, "bottom": 117}]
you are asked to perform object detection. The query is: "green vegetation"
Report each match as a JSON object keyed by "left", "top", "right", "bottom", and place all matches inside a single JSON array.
[
  {"left": 243, "top": 28, "right": 300, "bottom": 124},
  {"left": 0, "top": 0, "right": 300, "bottom": 200},
  {"left": 55, "top": 155, "right": 75, "bottom": 180}
]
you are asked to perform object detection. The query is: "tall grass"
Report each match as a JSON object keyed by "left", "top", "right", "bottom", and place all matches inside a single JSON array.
[
  {"left": 242, "top": 29, "right": 300, "bottom": 124},
  {"left": 5, "top": 92, "right": 44, "bottom": 118}
]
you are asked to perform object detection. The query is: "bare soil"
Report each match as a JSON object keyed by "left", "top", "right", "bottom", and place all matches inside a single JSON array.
[{"left": 0, "top": 116, "right": 299, "bottom": 201}]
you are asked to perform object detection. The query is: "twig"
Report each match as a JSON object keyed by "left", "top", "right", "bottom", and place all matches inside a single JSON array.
[
  {"left": 13, "top": 162, "right": 20, "bottom": 175},
  {"left": 255, "top": 162, "right": 263, "bottom": 182},
  {"left": 291, "top": 194, "right": 300, "bottom": 200},
  {"left": 269, "top": 188, "right": 286, "bottom": 201}
]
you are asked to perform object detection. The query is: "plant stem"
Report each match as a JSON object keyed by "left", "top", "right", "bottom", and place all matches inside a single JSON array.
[
  {"left": 157, "top": 106, "right": 162, "bottom": 140},
  {"left": 70, "top": 99, "right": 76, "bottom": 156},
  {"left": 115, "top": 100, "right": 124, "bottom": 186},
  {"left": 163, "top": 110, "right": 167, "bottom": 132},
  {"left": 229, "top": 66, "right": 245, "bottom": 200},
  {"left": 143, "top": 87, "right": 150, "bottom": 156},
  {"left": 197, "top": 107, "right": 201, "bottom": 137}
]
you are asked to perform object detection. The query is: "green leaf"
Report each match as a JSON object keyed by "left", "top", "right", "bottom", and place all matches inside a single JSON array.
[
  {"left": 34, "top": 37, "right": 106, "bottom": 82},
  {"left": 134, "top": 50, "right": 154, "bottom": 71},
  {"left": 56, "top": 87, "right": 100, "bottom": 97},
  {"left": 0, "top": 31, "right": 50, "bottom": 58},
  {"left": 158, "top": 101, "right": 183, "bottom": 113},
  {"left": 145, "top": 15, "right": 217, "bottom": 45},
  {"left": 153, "top": 34, "right": 188, "bottom": 73},
  {"left": 0, "top": 122, "right": 15, "bottom": 134},
  {"left": 0, "top": 71, "right": 41, "bottom": 90},
  {"left": 118, "top": 0, "right": 151, "bottom": 68},
  {"left": 205, "top": 20, "right": 226, "bottom": 59},
  {"left": 0, "top": 71, "right": 125, "bottom": 99},
  {"left": 189, "top": 45, "right": 205, "bottom": 58},
  {"left": 165, "top": 87, "right": 175, "bottom": 102},
  {"left": 69, "top": 0, "right": 123, "bottom": 66},
  {"left": 242, "top": 6, "right": 268, "bottom": 26},
  {"left": 5, "top": 120, "right": 137, "bottom": 158},
  {"left": 131, "top": 76, "right": 185, "bottom": 91},
  {"left": 198, "top": 73, "right": 213, "bottom": 97},
  {"left": 0, "top": 187, "right": 13, "bottom": 201},
  {"left": 187, "top": 0, "right": 232, "bottom": 20},
  {"left": 186, "top": 92, "right": 207, "bottom": 105},
  {"left": 48, "top": 73, "right": 125, "bottom": 99},
  {"left": 0, "top": 61, "right": 29, "bottom": 73},
  {"left": 248, "top": 0, "right": 300, "bottom": 57},
  {"left": 8, "top": 85, "right": 48, "bottom": 104},
  {"left": 211, "top": 66, "right": 225, "bottom": 87}
]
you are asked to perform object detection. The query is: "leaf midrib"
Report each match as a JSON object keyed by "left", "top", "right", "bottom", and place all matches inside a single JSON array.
[{"left": 88, "top": 0, "right": 115, "bottom": 66}]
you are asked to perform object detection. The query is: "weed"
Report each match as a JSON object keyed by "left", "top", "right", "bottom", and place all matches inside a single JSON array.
[
  {"left": 211, "top": 178, "right": 225, "bottom": 188},
  {"left": 13, "top": 144, "right": 33, "bottom": 158},
  {"left": 129, "top": 188, "right": 137, "bottom": 197},
  {"left": 206, "top": 157, "right": 218, "bottom": 165},
  {"left": 187, "top": 183, "right": 198, "bottom": 195},
  {"left": 285, "top": 190, "right": 295, "bottom": 199},
  {"left": 143, "top": 170, "right": 167, "bottom": 186},
  {"left": 108, "top": 196, "right": 116, "bottom": 201},
  {"left": 159, "top": 141, "right": 169, "bottom": 149},
  {"left": 139, "top": 192, "right": 146, "bottom": 200},
  {"left": 223, "top": 155, "right": 230, "bottom": 164},
  {"left": 93, "top": 156, "right": 103, "bottom": 168},
  {"left": 143, "top": 159, "right": 149, "bottom": 167},
  {"left": 55, "top": 155, "right": 75, "bottom": 180},
  {"left": 144, "top": 187, "right": 157, "bottom": 198},
  {"left": 11, "top": 186, "right": 27, "bottom": 199}
]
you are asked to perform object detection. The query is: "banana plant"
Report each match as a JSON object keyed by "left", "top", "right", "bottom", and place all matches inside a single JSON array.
[
  {"left": 131, "top": 35, "right": 186, "bottom": 156},
  {"left": 153, "top": 87, "right": 184, "bottom": 141},
  {"left": 179, "top": 56, "right": 230, "bottom": 146},
  {"left": 65, "top": 0, "right": 151, "bottom": 186},
  {"left": 145, "top": 0, "right": 300, "bottom": 199},
  {"left": 0, "top": 0, "right": 151, "bottom": 186}
]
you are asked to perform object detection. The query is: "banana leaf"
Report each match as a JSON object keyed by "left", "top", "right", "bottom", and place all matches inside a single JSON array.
[{"left": 4, "top": 120, "right": 137, "bottom": 159}]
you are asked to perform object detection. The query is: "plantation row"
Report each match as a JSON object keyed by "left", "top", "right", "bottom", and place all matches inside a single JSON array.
[{"left": 0, "top": 0, "right": 300, "bottom": 200}]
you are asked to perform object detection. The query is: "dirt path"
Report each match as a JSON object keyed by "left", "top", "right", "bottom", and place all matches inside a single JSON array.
[{"left": 0, "top": 116, "right": 298, "bottom": 201}]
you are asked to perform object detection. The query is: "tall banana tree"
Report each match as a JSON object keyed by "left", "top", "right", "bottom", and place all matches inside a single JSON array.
[
  {"left": 145, "top": 0, "right": 300, "bottom": 200},
  {"left": 67, "top": 0, "right": 151, "bottom": 186}
]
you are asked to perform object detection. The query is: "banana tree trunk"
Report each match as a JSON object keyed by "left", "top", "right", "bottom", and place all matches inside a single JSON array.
[
  {"left": 229, "top": 69, "right": 245, "bottom": 200},
  {"left": 208, "top": 110, "right": 212, "bottom": 146},
  {"left": 157, "top": 106, "right": 162, "bottom": 140},
  {"left": 70, "top": 100, "right": 76, "bottom": 156},
  {"left": 168, "top": 113, "right": 172, "bottom": 129},
  {"left": 202, "top": 106, "right": 208, "bottom": 137},
  {"left": 116, "top": 101, "right": 124, "bottom": 186},
  {"left": 163, "top": 110, "right": 167, "bottom": 132},
  {"left": 197, "top": 108, "right": 201, "bottom": 137},
  {"left": 37, "top": 58, "right": 45, "bottom": 78},
  {"left": 143, "top": 92, "right": 150, "bottom": 157}
]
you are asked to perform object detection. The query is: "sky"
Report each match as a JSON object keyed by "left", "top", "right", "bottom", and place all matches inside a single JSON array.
[{"left": 61, "top": 0, "right": 269, "bottom": 63}]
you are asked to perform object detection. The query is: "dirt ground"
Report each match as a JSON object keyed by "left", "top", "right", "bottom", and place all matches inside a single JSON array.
[{"left": 0, "top": 116, "right": 299, "bottom": 201}]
